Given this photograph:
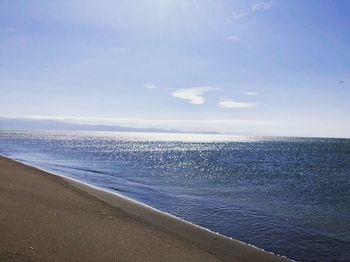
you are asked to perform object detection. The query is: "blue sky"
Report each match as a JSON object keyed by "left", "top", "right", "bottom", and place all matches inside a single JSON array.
[{"left": 0, "top": 0, "right": 349, "bottom": 137}]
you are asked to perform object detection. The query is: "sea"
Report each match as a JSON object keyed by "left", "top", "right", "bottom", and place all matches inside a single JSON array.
[{"left": 0, "top": 130, "right": 349, "bottom": 261}]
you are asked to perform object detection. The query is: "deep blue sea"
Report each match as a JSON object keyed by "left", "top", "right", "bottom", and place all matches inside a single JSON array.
[{"left": 1, "top": 130, "right": 349, "bottom": 261}]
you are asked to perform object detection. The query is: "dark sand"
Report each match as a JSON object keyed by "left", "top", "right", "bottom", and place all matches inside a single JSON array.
[{"left": 0, "top": 156, "right": 289, "bottom": 261}]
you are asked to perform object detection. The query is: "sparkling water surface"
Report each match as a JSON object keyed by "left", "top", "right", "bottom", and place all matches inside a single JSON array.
[{"left": 1, "top": 130, "right": 349, "bottom": 260}]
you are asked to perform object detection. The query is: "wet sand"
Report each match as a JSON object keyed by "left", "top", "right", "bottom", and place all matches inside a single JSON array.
[{"left": 0, "top": 156, "right": 289, "bottom": 261}]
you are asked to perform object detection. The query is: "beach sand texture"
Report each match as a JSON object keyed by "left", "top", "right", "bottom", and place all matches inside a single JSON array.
[{"left": 0, "top": 156, "right": 289, "bottom": 261}]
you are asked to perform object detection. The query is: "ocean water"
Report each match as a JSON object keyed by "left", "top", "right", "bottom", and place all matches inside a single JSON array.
[{"left": 0, "top": 130, "right": 349, "bottom": 261}]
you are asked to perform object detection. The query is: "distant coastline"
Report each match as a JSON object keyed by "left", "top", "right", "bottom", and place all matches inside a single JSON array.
[{"left": 0, "top": 117, "right": 219, "bottom": 135}]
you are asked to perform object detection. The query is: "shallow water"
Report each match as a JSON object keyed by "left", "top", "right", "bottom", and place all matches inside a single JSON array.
[{"left": 1, "top": 130, "right": 349, "bottom": 260}]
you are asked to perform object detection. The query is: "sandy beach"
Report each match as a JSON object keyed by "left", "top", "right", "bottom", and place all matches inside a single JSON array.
[{"left": 0, "top": 156, "right": 289, "bottom": 261}]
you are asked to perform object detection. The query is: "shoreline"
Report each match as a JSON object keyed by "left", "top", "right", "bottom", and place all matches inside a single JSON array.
[{"left": 0, "top": 155, "right": 290, "bottom": 261}]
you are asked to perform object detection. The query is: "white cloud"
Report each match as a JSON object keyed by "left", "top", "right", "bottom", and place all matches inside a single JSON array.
[
  {"left": 252, "top": 2, "right": 274, "bottom": 11},
  {"left": 144, "top": 83, "right": 159, "bottom": 89},
  {"left": 246, "top": 92, "right": 259, "bottom": 96},
  {"left": 227, "top": 36, "right": 239, "bottom": 42},
  {"left": 227, "top": 11, "right": 246, "bottom": 22},
  {"left": 218, "top": 98, "right": 255, "bottom": 109},
  {"left": 172, "top": 86, "right": 216, "bottom": 105}
]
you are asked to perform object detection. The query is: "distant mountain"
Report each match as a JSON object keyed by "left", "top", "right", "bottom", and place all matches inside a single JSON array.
[{"left": 0, "top": 118, "right": 219, "bottom": 134}]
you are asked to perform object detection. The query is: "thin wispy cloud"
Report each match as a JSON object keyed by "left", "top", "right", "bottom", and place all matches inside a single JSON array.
[
  {"left": 246, "top": 92, "right": 259, "bottom": 96},
  {"left": 97, "top": 46, "right": 128, "bottom": 56},
  {"left": 3, "top": 26, "right": 17, "bottom": 33},
  {"left": 172, "top": 87, "right": 216, "bottom": 105},
  {"left": 144, "top": 83, "right": 159, "bottom": 89},
  {"left": 218, "top": 98, "right": 255, "bottom": 109},
  {"left": 227, "top": 11, "right": 246, "bottom": 23},
  {"left": 252, "top": 2, "right": 274, "bottom": 11},
  {"left": 227, "top": 36, "right": 239, "bottom": 42},
  {"left": 112, "top": 47, "right": 128, "bottom": 53}
]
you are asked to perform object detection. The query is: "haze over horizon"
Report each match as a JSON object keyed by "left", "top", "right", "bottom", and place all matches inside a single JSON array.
[{"left": 1, "top": 1, "right": 349, "bottom": 138}]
